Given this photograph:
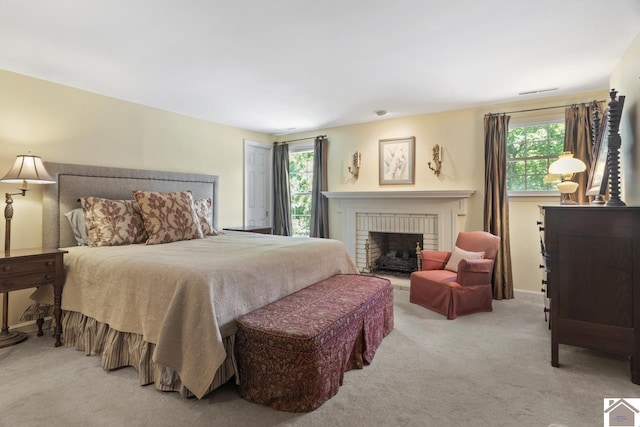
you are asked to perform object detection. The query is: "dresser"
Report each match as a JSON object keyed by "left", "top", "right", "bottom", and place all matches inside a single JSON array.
[{"left": 542, "top": 205, "right": 640, "bottom": 384}]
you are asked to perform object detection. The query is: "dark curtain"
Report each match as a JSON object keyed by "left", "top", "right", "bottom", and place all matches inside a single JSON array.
[
  {"left": 563, "top": 102, "right": 606, "bottom": 204},
  {"left": 310, "top": 136, "right": 329, "bottom": 238},
  {"left": 272, "top": 142, "right": 292, "bottom": 236},
  {"left": 484, "top": 114, "right": 514, "bottom": 300}
]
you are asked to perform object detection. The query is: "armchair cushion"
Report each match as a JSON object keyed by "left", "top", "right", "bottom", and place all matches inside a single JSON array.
[
  {"left": 414, "top": 269, "right": 458, "bottom": 285},
  {"left": 457, "top": 259, "right": 494, "bottom": 286},
  {"left": 444, "top": 246, "right": 485, "bottom": 272},
  {"left": 421, "top": 250, "right": 451, "bottom": 270}
]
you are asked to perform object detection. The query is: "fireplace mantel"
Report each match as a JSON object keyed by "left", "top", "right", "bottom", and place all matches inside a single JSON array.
[
  {"left": 322, "top": 190, "right": 475, "bottom": 199},
  {"left": 323, "top": 190, "right": 476, "bottom": 264}
]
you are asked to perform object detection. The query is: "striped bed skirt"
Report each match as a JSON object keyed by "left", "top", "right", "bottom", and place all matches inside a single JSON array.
[{"left": 22, "top": 305, "right": 237, "bottom": 398}]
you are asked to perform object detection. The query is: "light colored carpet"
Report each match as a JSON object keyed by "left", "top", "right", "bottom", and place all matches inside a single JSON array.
[{"left": 1, "top": 285, "right": 637, "bottom": 427}]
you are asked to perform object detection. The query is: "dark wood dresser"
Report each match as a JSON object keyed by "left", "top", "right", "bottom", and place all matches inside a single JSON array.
[
  {"left": 542, "top": 205, "right": 640, "bottom": 384},
  {"left": 0, "top": 248, "right": 67, "bottom": 347}
]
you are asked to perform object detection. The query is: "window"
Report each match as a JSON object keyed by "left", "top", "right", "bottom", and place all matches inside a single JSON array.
[
  {"left": 507, "top": 121, "right": 565, "bottom": 192},
  {"left": 289, "top": 147, "right": 314, "bottom": 237}
]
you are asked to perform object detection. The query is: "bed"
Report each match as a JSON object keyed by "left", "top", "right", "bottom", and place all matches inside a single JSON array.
[{"left": 29, "top": 162, "right": 358, "bottom": 399}]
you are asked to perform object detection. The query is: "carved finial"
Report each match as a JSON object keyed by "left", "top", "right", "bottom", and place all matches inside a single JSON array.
[{"left": 605, "top": 89, "right": 626, "bottom": 207}]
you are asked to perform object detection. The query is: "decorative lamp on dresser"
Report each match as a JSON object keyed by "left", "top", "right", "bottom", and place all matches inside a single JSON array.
[{"left": 542, "top": 205, "right": 640, "bottom": 384}]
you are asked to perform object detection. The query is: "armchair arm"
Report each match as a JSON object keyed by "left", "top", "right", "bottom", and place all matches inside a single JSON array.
[
  {"left": 420, "top": 250, "right": 451, "bottom": 270},
  {"left": 457, "top": 259, "right": 494, "bottom": 286}
]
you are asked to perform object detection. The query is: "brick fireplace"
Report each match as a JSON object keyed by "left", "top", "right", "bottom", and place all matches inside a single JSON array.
[{"left": 322, "top": 190, "right": 475, "bottom": 272}]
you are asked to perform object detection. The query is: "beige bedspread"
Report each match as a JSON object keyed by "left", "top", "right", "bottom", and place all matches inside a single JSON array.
[{"left": 31, "top": 231, "right": 357, "bottom": 398}]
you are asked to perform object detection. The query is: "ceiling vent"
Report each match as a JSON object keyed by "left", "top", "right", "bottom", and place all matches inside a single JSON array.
[{"left": 518, "top": 88, "right": 559, "bottom": 96}]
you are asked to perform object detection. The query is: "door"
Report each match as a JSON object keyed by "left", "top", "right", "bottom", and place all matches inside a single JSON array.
[{"left": 244, "top": 140, "right": 272, "bottom": 226}]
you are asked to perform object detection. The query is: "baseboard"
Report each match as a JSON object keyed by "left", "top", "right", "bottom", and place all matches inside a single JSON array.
[
  {"left": 514, "top": 289, "right": 546, "bottom": 304},
  {"left": 11, "top": 317, "right": 51, "bottom": 334}
]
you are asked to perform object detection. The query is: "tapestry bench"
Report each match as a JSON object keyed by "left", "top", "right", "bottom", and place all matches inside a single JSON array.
[{"left": 236, "top": 274, "right": 394, "bottom": 412}]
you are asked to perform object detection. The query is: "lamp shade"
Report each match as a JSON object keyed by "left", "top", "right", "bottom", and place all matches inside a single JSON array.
[
  {"left": 1, "top": 155, "right": 55, "bottom": 185},
  {"left": 548, "top": 152, "right": 586, "bottom": 175}
]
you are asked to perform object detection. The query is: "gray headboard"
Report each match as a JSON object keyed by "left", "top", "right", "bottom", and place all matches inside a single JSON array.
[{"left": 42, "top": 162, "right": 219, "bottom": 248}]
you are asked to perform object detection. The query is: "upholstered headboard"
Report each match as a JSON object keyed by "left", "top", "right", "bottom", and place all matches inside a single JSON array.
[{"left": 42, "top": 162, "right": 219, "bottom": 248}]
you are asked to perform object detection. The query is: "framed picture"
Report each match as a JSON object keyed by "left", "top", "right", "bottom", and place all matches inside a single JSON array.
[
  {"left": 379, "top": 136, "right": 415, "bottom": 185},
  {"left": 586, "top": 112, "right": 609, "bottom": 198}
]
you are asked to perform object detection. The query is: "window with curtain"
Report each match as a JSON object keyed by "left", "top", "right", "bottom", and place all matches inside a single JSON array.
[
  {"left": 507, "top": 120, "right": 565, "bottom": 192},
  {"left": 289, "top": 144, "right": 314, "bottom": 237}
]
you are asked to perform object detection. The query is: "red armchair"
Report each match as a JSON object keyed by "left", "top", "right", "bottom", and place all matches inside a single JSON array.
[{"left": 409, "top": 231, "right": 500, "bottom": 319}]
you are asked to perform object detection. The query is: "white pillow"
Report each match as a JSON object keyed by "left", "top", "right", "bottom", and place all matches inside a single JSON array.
[
  {"left": 64, "top": 208, "right": 89, "bottom": 246},
  {"left": 444, "top": 246, "right": 485, "bottom": 272}
]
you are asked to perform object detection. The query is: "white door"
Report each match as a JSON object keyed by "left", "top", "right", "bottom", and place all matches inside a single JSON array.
[{"left": 244, "top": 140, "right": 272, "bottom": 226}]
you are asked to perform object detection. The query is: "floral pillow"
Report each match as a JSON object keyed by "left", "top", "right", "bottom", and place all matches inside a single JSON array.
[
  {"left": 194, "top": 198, "right": 217, "bottom": 236},
  {"left": 81, "top": 197, "right": 148, "bottom": 247},
  {"left": 132, "top": 190, "right": 204, "bottom": 245}
]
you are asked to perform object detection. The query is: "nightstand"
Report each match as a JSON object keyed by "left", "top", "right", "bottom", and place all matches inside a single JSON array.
[
  {"left": 223, "top": 225, "right": 273, "bottom": 235},
  {"left": 0, "top": 248, "right": 67, "bottom": 348}
]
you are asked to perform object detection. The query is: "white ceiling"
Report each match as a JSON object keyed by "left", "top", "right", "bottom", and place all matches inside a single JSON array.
[{"left": 1, "top": 1, "right": 639, "bottom": 135}]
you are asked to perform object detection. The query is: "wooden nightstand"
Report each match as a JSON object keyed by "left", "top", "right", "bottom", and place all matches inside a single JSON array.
[
  {"left": 0, "top": 248, "right": 67, "bottom": 348},
  {"left": 223, "top": 225, "right": 273, "bottom": 235}
]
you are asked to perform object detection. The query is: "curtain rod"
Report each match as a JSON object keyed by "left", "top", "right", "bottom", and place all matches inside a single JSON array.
[
  {"left": 486, "top": 100, "right": 605, "bottom": 116},
  {"left": 275, "top": 134, "right": 326, "bottom": 144}
]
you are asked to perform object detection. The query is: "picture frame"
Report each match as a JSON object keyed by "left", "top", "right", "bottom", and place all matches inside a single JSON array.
[
  {"left": 586, "top": 111, "right": 609, "bottom": 199},
  {"left": 379, "top": 136, "right": 415, "bottom": 185}
]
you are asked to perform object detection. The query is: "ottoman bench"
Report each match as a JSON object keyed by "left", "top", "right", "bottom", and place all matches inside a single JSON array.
[{"left": 236, "top": 274, "right": 394, "bottom": 412}]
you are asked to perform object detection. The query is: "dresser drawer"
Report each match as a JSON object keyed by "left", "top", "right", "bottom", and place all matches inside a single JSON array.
[
  {"left": 0, "top": 257, "right": 56, "bottom": 277},
  {"left": 0, "top": 271, "right": 57, "bottom": 292}
]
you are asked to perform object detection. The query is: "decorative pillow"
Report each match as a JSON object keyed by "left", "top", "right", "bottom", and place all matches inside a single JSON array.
[
  {"left": 64, "top": 208, "right": 89, "bottom": 246},
  {"left": 193, "top": 198, "right": 217, "bottom": 236},
  {"left": 444, "top": 246, "right": 485, "bottom": 272},
  {"left": 132, "top": 190, "right": 204, "bottom": 245},
  {"left": 81, "top": 197, "right": 148, "bottom": 247}
]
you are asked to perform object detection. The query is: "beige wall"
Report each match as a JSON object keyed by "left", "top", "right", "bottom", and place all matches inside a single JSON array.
[
  {"left": 611, "top": 30, "right": 640, "bottom": 206},
  {"left": 278, "top": 89, "right": 610, "bottom": 296},
  {"left": 0, "top": 70, "right": 272, "bottom": 326}
]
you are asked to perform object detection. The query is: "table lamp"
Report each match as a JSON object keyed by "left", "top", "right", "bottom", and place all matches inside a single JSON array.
[
  {"left": 0, "top": 154, "right": 55, "bottom": 347},
  {"left": 548, "top": 152, "right": 586, "bottom": 205}
]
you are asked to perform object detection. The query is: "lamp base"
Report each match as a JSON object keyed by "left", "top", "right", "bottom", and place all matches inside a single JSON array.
[
  {"left": 559, "top": 193, "right": 577, "bottom": 205},
  {"left": 556, "top": 181, "right": 579, "bottom": 205},
  {"left": 0, "top": 329, "right": 28, "bottom": 348}
]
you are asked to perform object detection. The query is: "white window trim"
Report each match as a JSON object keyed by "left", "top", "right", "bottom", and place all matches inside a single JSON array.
[{"left": 508, "top": 190, "right": 560, "bottom": 198}]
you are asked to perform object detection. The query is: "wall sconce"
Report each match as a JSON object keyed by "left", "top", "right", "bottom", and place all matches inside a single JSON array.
[
  {"left": 548, "top": 151, "right": 586, "bottom": 204},
  {"left": 0, "top": 154, "right": 55, "bottom": 347},
  {"left": 348, "top": 151, "right": 361, "bottom": 180},
  {"left": 427, "top": 144, "right": 442, "bottom": 176}
]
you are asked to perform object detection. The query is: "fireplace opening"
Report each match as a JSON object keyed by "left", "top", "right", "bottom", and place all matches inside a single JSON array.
[{"left": 369, "top": 232, "right": 422, "bottom": 274}]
